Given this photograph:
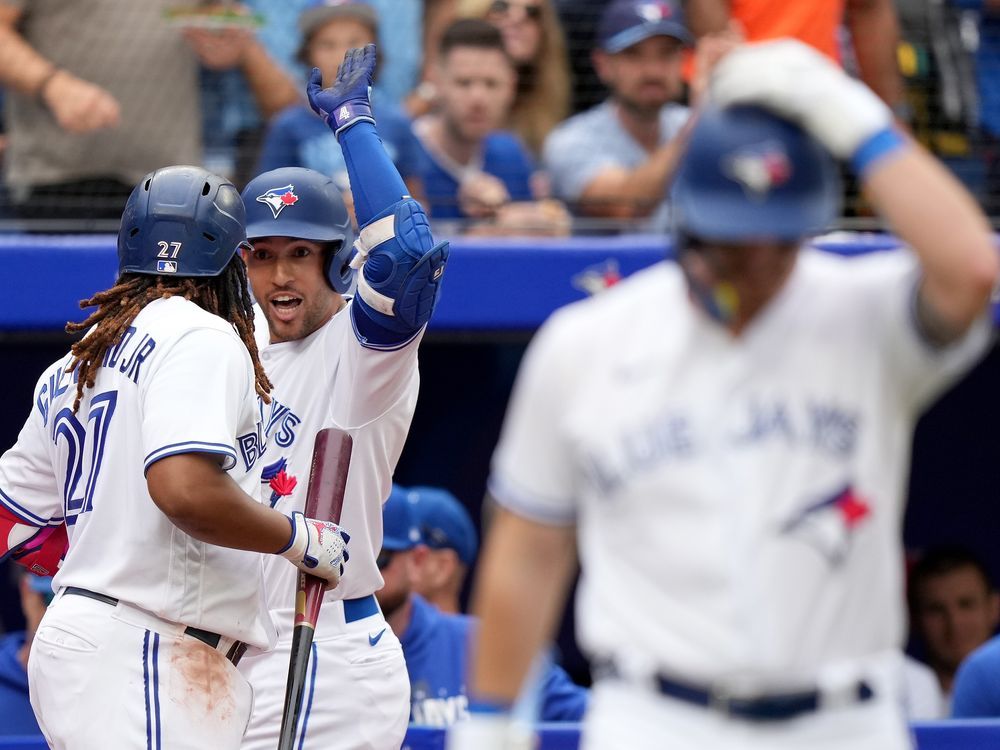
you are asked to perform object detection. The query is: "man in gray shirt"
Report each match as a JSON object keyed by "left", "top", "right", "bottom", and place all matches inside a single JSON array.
[{"left": 543, "top": 0, "right": 692, "bottom": 232}]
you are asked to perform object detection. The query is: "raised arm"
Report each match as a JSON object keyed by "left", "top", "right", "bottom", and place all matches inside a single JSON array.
[{"left": 307, "top": 44, "right": 449, "bottom": 350}]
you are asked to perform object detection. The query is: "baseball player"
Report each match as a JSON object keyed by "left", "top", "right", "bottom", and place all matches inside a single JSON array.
[
  {"left": 0, "top": 166, "right": 350, "bottom": 750},
  {"left": 450, "top": 40, "right": 999, "bottom": 750},
  {"left": 235, "top": 45, "right": 448, "bottom": 750}
]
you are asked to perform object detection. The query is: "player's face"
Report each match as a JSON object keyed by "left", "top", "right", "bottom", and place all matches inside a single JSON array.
[
  {"left": 307, "top": 17, "right": 375, "bottom": 83},
  {"left": 914, "top": 567, "right": 1000, "bottom": 672},
  {"left": 437, "top": 47, "right": 516, "bottom": 143},
  {"left": 243, "top": 237, "right": 344, "bottom": 343},
  {"left": 680, "top": 240, "right": 798, "bottom": 325},
  {"left": 595, "top": 36, "right": 684, "bottom": 116}
]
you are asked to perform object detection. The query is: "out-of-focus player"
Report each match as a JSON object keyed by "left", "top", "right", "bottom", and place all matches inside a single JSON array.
[
  {"left": 0, "top": 165, "right": 349, "bottom": 749},
  {"left": 236, "top": 45, "right": 448, "bottom": 750},
  {"left": 450, "top": 40, "right": 999, "bottom": 750}
]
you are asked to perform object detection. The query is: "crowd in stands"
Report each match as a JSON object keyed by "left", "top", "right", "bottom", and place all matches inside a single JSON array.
[{"left": 0, "top": 0, "right": 998, "bottom": 232}]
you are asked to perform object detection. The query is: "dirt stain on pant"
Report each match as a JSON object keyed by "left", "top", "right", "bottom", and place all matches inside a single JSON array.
[{"left": 169, "top": 638, "right": 238, "bottom": 724}]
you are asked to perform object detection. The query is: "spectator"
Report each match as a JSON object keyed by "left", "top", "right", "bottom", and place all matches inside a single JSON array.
[
  {"left": 0, "top": 573, "right": 50, "bottom": 737},
  {"left": 542, "top": 0, "right": 691, "bottom": 232},
  {"left": 0, "top": 0, "right": 200, "bottom": 223},
  {"left": 952, "top": 632, "right": 1000, "bottom": 716},
  {"left": 406, "top": 485, "right": 479, "bottom": 614},
  {"left": 376, "top": 486, "right": 588, "bottom": 726},
  {"left": 414, "top": 18, "right": 570, "bottom": 233},
  {"left": 459, "top": 0, "right": 572, "bottom": 156},
  {"left": 685, "top": 0, "right": 907, "bottom": 114},
  {"left": 255, "top": 0, "right": 426, "bottom": 206},
  {"left": 908, "top": 546, "right": 1000, "bottom": 701}
]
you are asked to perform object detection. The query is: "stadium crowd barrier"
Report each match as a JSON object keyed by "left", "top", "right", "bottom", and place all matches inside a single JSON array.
[{"left": 8, "top": 231, "right": 996, "bottom": 333}]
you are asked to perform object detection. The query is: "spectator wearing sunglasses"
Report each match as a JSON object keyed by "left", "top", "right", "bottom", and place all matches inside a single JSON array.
[
  {"left": 375, "top": 485, "right": 588, "bottom": 726},
  {"left": 405, "top": 485, "right": 477, "bottom": 614},
  {"left": 458, "top": 0, "right": 572, "bottom": 156},
  {"left": 0, "top": 572, "right": 51, "bottom": 737}
]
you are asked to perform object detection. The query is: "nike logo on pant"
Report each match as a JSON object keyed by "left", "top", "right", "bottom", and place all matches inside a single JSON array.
[{"left": 369, "top": 628, "right": 386, "bottom": 647}]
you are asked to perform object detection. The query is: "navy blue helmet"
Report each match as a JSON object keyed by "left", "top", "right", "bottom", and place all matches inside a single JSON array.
[
  {"left": 242, "top": 167, "right": 356, "bottom": 294},
  {"left": 118, "top": 165, "right": 247, "bottom": 277},
  {"left": 672, "top": 105, "right": 842, "bottom": 244}
]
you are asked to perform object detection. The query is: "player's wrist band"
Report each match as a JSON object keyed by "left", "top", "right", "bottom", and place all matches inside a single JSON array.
[{"left": 851, "top": 127, "right": 908, "bottom": 177}]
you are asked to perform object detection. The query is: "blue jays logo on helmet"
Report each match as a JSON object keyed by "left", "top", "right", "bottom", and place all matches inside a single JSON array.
[
  {"left": 781, "top": 485, "right": 871, "bottom": 566},
  {"left": 723, "top": 140, "right": 792, "bottom": 200},
  {"left": 243, "top": 167, "right": 356, "bottom": 293},
  {"left": 256, "top": 185, "right": 300, "bottom": 219}
]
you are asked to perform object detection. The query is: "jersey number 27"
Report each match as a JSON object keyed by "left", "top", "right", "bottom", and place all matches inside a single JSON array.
[{"left": 52, "top": 390, "right": 118, "bottom": 525}]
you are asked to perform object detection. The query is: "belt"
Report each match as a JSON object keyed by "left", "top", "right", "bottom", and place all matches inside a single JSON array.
[
  {"left": 63, "top": 586, "right": 249, "bottom": 667},
  {"left": 343, "top": 594, "right": 379, "bottom": 623},
  {"left": 595, "top": 660, "right": 874, "bottom": 722}
]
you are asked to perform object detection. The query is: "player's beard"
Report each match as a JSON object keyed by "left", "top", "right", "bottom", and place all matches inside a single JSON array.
[{"left": 261, "top": 293, "right": 338, "bottom": 343}]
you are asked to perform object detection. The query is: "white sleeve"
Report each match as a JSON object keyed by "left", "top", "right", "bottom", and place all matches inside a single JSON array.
[
  {"left": 488, "top": 312, "right": 580, "bottom": 526},
  {"left": 327, "top": 304, "right": 423, "bottom": 429},
  {"left": 140, "top": 328, "right": 251, "bottom": 472},
  {"left": 854, "top": 251, "right": 994, "bottom": 410},
  {"left": 0, "top": 373, "right": 63, "bottom": 526}
]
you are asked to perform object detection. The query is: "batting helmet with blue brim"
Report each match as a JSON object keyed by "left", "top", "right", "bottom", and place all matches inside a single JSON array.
[
  {"left": 671, "top": 104, "right": 842, "bottom": 244},
  {"left": 118, "top": 165, "right": 248, "bottom": 277},
  {"left": 242, "top": 167, "right": 356, "bottom": 294}
]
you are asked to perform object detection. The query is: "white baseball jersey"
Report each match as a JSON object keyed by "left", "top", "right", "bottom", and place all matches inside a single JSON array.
[
  {"left": 489, "top": 249, "right": 993, "bottom": 684},
  {"left": 0, "top": 297, "right": 273, "bottom": 648},
  {"left": 252, "top": 300, "right": 420, "bottom": 637}
]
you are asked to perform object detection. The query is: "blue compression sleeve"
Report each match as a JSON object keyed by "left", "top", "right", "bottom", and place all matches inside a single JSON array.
[{"left": 339, "top": 120, "right": 409, "bottom": 226}]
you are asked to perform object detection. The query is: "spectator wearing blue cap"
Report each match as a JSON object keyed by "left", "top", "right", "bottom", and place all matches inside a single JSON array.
[
  {"left": 542, "top": 0, "right": 694, "bottom": 232},
  {"left": 376, "top": 484, "right": 588, "bottom": 726},
  {"left": 406, "top": 485, "right": 478, "bottom": 614},
  {"left": 0, "top": 571, "right": 52, "bottom": 737}
]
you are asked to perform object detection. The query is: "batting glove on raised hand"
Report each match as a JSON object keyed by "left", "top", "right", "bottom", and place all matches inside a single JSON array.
[
  {"left": 711, "top": 39, "right": 894, "bottom": 161},
  {"left": 307, "top": 43, "right": 376, "bottom": 140},
  {"left": 278, "top": 511, "right": 351, "bottom": 589}
]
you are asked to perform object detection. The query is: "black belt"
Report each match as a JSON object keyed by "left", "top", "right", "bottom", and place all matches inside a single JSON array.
[
  {"left": 63, "top": 586, "right": 248, "bottom": 667},
  {"left": 594, "top": 660, "right": 874, "bottom": 722}
]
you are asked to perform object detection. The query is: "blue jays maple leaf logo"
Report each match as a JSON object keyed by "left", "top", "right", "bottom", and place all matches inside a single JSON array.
[
  {"left": 572, "top": 259, "right": 622, "bottom": 296},
  {"left": 781, "top": 485, "right": 871, "bottom": 566},
  {"left": 256, "top": 185, "right": 299, "bottom": 219},
  {"left": 722, "top": 141, "right": 792, "bottom": 200}
]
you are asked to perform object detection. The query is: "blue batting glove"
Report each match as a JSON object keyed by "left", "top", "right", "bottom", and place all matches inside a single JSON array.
[{"left": 307, "top": 44, "right": 376, "bottom": 140}]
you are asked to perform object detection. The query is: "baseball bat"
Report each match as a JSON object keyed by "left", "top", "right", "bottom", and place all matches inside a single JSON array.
[{"left": 277, "top": 427, "right": 353, "bottom": 750}]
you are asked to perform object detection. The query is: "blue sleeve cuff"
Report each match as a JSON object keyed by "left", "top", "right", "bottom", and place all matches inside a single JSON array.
[
  {"left": 851, "top": 127, "right": 909, "bottom": 176},
  {"left": 350, "top": 298, "right": 421, "bottom": 351}
]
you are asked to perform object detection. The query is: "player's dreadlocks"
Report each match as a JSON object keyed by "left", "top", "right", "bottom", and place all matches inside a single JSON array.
[{"left": 65, "top": 254, "right": 272, "bottom": 413}]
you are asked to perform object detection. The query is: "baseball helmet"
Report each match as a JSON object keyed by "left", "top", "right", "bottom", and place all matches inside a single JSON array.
[
  {"left": 242, "top": 167, "right": 356, "bottom": 294},
  {"left": 118, "top": 165, "right": 247, "bottom": 277},
  {"left": 671, "top": 105, "right": 842, "bottom": 244}
]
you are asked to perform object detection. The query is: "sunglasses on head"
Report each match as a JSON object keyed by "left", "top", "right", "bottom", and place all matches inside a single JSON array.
[{"left": 488, "top": 0, "right": 542, "bottom": 21}]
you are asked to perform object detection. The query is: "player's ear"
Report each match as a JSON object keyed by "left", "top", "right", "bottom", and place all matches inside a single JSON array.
[{"left": 988, "top": 590, "right": 1000, "bottom": 628}]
